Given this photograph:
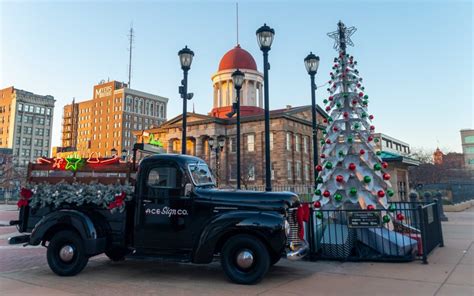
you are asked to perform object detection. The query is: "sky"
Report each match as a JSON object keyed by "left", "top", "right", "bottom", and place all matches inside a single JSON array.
[{"left": 0, "top": 0, "right": 472, "bottom": 153}]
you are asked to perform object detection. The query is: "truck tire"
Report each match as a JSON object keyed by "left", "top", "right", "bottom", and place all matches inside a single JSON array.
[
  {"left": 105, "top": 247, "right": 129, "bottom": 262},
  {"left": 270, "top": 254, "right": 281, "bottom": 266},
  {"left": 221, "top": 234, "right": 270, "bottom": 285},
  {"left": 47, "top": 230, "right": 89, "bottom": 276}
]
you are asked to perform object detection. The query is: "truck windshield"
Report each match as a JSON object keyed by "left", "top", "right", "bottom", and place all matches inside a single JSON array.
[{"left": 188, "top": 162, "right": 216, "bottom": 187}]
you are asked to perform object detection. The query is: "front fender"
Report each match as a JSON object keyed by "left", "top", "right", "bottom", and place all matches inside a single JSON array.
[
  {"left": 30, "top": 209, "right": 105, "bottom": 255},
  {"left": 193, "top": 211, "right": 286, "bottom": 264}
]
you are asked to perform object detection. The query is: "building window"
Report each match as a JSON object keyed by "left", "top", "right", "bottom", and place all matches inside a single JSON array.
[
  {"left": 230, "top": 137, "right": 237, "bottom": 153},
  {"left": 465, "top": 136, "right": 474, "bottom": 144},
  {"left": 229, "top": 164, "right": 237, "bottom": 180},
  {"left": 247, "top": 134, "right": 255, "bottom": 152},
  {"left": 270, "top": 132, "right": 274, "bottom": 151},
  {"left": 248, "top": 164, "right": 255, "bottom": 181},
  {"left": 286, "top": 133, "right": 291, "bottom": 151},
  {"left": 304, "top": 164, "right": 309, "bottom": 181},
  {"left": 271, "top": 162, "right": 275, "bottom": 180},
  {"left": 287, "top": 161, "right": 292, "bottom": 180},
  {"left": 296, "top": 161, "right": 301, "bottom": 180},
  {"left": 295, "top": 135, "right": 300, "bottom": 152},
  {"left": 18, "top": 103, "right": 23, "bottom": 111}
]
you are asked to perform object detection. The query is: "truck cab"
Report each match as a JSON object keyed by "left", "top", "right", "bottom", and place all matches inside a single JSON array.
[{"left": 9, "top": 154, "right": 308, "bottom": 285}]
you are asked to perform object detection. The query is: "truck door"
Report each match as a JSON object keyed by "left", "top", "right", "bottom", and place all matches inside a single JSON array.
[{"left": 135, "top": 161, "right": 194, "bottom": 251}]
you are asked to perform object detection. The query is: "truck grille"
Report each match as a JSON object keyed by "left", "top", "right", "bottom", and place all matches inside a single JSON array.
[{"left": 287, "top": 208, "right": 303, "bottom": 244}]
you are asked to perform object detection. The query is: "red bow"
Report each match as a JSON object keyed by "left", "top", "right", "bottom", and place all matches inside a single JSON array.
[{"left": 296, "top": 203, "right": 310, "bottom": 240}]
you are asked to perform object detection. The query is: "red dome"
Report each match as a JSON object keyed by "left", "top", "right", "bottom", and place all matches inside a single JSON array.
[{"left": 218, "top": 45, "right": 257, "bottom": 71}]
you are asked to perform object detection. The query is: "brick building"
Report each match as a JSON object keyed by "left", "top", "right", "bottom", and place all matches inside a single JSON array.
[
  {"left": 56, "top": 80, "right": 168, "bottom": 158},
  {"left": 135, "top": 45, "right": 327, "bottom": 188},
  {"left": 0, "top": 86, "right": 55, "bottom": 165}
]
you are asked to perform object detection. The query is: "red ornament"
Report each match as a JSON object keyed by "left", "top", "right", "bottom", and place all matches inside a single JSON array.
[
  {"left": 377, "top": 190, "right": 386, "bottom": 198},
  {"left": 352, "top": 99, "right": 357, "bottom": 105},
  {"left": 326, "top": 139, "right": 332, "bottom": 144},
  {"left": 336, "top": 175, "right": 344, "bottom": 183},
  {"left": 368, "top": 136, "right": 374, "bottom": 142},
  {"left": 334, "top": 63, "right": 338, "bottom": 68},
  {"left": 396, "top": 213, "right": 405, "bottom": 221},
  {"left": 369, "top": 115, "right": 374, "bottom": 120},
  {"left": 343, "top": 112, "right": 349, "bottom": 119},
  {"left": 323, "top": 190, "right": 331, "bottom": 198},
  {"left": 314, "top": 201, "right": 321, "bottom": 208},
  {"left": 367, "top": 205, "right": 375, "bottom": 210},
  {"left": 348, "top": 163, "right": 356, "bottom": 170},
  {"left": 333, "top": 126, "right": 339, "bottom": 132},
  {"left": 320, "top": 153, "right": 326, "bottom": 159},
  {"left": 342, "top": 74, "right": 346, "bottom": 78},
  {"left": 329, "top": 96, "right": 334, "bottom": 101},
  {"left": 316, "top": 165, "right": 323, "bottom": 172},
  {"left": 359, "top": 149, "right": 365, "bottom": 155},
  {"left": 358, "top": 92, "right": 364, "bottom": 97},
  {"left": 330, "top": 72, "right": 333, "bottom": 76},
  {"left": 323, "top": 118, "right": 328, "bottom": 123},
  {"left": 357, "top": 83, "right": 361, "bottom": 88},
  {"left": 383, "top": 173, "right": 391, "bottom": 180},
  {"left": 326, "top": 106, "right": 331, "bottom": 112},
  {"left": 108, "top": 201, "right": 117, "bottom": 210},
  {"left": 370, "top": 125, "right": 375, "bottom": 131},
  {"left": 382, "top": 162, "right": 389, "bottom": 169}
]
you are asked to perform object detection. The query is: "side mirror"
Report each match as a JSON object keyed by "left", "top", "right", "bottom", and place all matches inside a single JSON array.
[{"left": 184, "top": 183, "right": 193, "bottom": 198}]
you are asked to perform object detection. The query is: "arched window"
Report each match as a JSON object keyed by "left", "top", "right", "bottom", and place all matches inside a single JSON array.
[
  {"left": 150, "top": 102, "right": 154, "bottom": 116},
  {"left": 125, "top": 95, "right": 132, "bottom": 112},
  {"left": 134, "top": 98, "right": 138, "bottom": 113},
  {"left": 159, "top": 104, "right": 164, "bottom": 118}
]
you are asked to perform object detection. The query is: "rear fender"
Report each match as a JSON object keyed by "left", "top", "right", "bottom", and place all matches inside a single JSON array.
[
  {"left": 193, "top": 211, "right": 286, "bottom": 264},
  {"left": 30, "top": 209, "right": 105, "bottom": 255}
]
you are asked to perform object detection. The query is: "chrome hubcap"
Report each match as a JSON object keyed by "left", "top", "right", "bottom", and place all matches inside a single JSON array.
[
  {"left": 59, "top": 245, "right": 75, "bottom": 262},
  {"left": 236, "top": 250, "right": 254, "bottom": 269}
]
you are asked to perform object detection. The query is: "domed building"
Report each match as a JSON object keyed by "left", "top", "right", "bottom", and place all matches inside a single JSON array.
[{"left": 135, "top": 44, "right": 328, "bottom": 190}]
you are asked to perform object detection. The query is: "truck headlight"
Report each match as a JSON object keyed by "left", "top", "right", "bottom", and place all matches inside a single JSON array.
[{"left": 284, "top": 220, "right": 291, "bottom": 237}]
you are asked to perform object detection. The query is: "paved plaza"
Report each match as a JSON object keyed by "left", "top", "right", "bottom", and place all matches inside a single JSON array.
[{"left": 0, "top": 205, "right": 472, "bottom": 296}]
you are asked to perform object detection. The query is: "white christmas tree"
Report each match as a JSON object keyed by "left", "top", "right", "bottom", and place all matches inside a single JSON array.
[{"left": 312, "top": 21, "right": 397, "bottom": 223}]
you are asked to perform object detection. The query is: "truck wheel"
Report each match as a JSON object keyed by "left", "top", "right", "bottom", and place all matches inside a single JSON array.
[
  {"left": 47, "top": 230, "right": 89, "bottom": 276},
  {"left": 221, "top": 234, "right": 270, "bottom": 285},
  {"left": 105, "top": 247, "right": 129, "bottom": 262}
]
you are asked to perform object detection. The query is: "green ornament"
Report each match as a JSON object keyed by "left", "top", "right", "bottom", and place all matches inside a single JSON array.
[
  {"left": 335, "top": 69, "right": 340, "bottom": 73},
  {"left": 349, "top": 187, "right": 357, "bottom": 196},
  {"left": 374, "top": 138, "right": 380, "bottom": 143},
  {"left": 363, "top": 100, "right": 368, "bottom": 105},
  {"left": 363, "top": 176, "right": 372, "bottom": 183},
  {"left": 316, "top": 177, "right": 323, "bottom": 183},
  {"left": 322, "top": 130, "right": 327, "bottom": 135},
  {"left": 364, "top": 95, "right": 369, "bottom": 99},
  {"left": 334, "top": 193, "right": 343, "bottom": 202},
  {"left": 338, "top": 150, "right": 345, "bottom": 157},
  {"left": 323, "top": 99, "right": 328, "bottom": 104},
  {"left": 336, "top": 102, "right": 342, "bottom": 108},
  {"left": 314, "top": 189, "right": 322, "bottom": 196},
  {"left": 325, "top": 162, "right": 333, "bottom": 169},
  {"left": 374, "top": 163, "right": 382, "bottom": 171},
  {"left": 383, "top": 215, "right": 391, "bottom": 223},
  {"left": 388, "top": 203, "right": 396, "bottom": 212},
  {"left": 387, "top": 189, "right": 395, "bottom": 197},
  {"left": 361, "top": 112, "right": 367, "bottom": 118},
  {"left": 316, "top": 211, "right": 323, "bottom": 219},
  {"left": 320, "top": 139, "right": 325, "bottom": 145},
  {"left": 328, "top": 117, "right": 333, "bottom": 122},
  {"left": 354, "top": 123, "right": 360, "bottom": 129},
  {"left": 343, "top": 93, "right": 348, "bottom": 98},
  {"left": 376, "top": 151, "right": 382, "bottom": 156},
  {"left": 361, "top": 86, "right": 365, "bottom": 90},
  {"left": 347, "top": 136, "right": 353, "bottom": 143}
]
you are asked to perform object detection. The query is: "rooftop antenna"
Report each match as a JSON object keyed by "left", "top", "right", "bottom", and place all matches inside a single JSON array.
[
  {"left": 127, "top": 24, "right": 134, "bottom": 88},
  {"left": 236, "top": 2, "right": 239, "bottom": 45}
]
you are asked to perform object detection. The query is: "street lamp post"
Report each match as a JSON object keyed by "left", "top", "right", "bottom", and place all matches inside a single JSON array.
[
  {"left": 256, "top": 23, "right": 275, "bottom": 192},
  {"left": 304, "top": 52, "right": 320, "bottom": 190},
  {"left": 178, "top": 46, "right": 194, "bottom": 155},
  {"left": 231, "top": 69, "right": 245, "bottom": 189},
  {"left": 208, "top": 137, "right": 225, "bottom": 187}
]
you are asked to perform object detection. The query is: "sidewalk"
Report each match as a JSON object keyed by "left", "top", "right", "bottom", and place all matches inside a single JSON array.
[{"left": 0, "top": 207, "right": 472, "bottom": 295}]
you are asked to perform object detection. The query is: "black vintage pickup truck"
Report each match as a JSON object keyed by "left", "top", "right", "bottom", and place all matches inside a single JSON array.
[{"left": 9, "top": 154, "right": 308, "bottom": 284}]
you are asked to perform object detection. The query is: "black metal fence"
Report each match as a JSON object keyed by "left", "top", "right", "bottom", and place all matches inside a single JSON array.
[{"left": 299, "top": 200, "right": 444, "bottom": 263}]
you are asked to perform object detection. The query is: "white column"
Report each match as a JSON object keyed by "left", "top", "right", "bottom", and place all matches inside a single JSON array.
[
  {"left": 258, "top": 83, "right": 263, "bottom": 108},
  {"left": 218, "top": 81, "right": 222, "bottom": 107},
  {"left": 213, "top": 85, "right": 217, "bottom": 108},
  {"left": 226, "top": 81, "right": 230, "bottom": 106}
]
